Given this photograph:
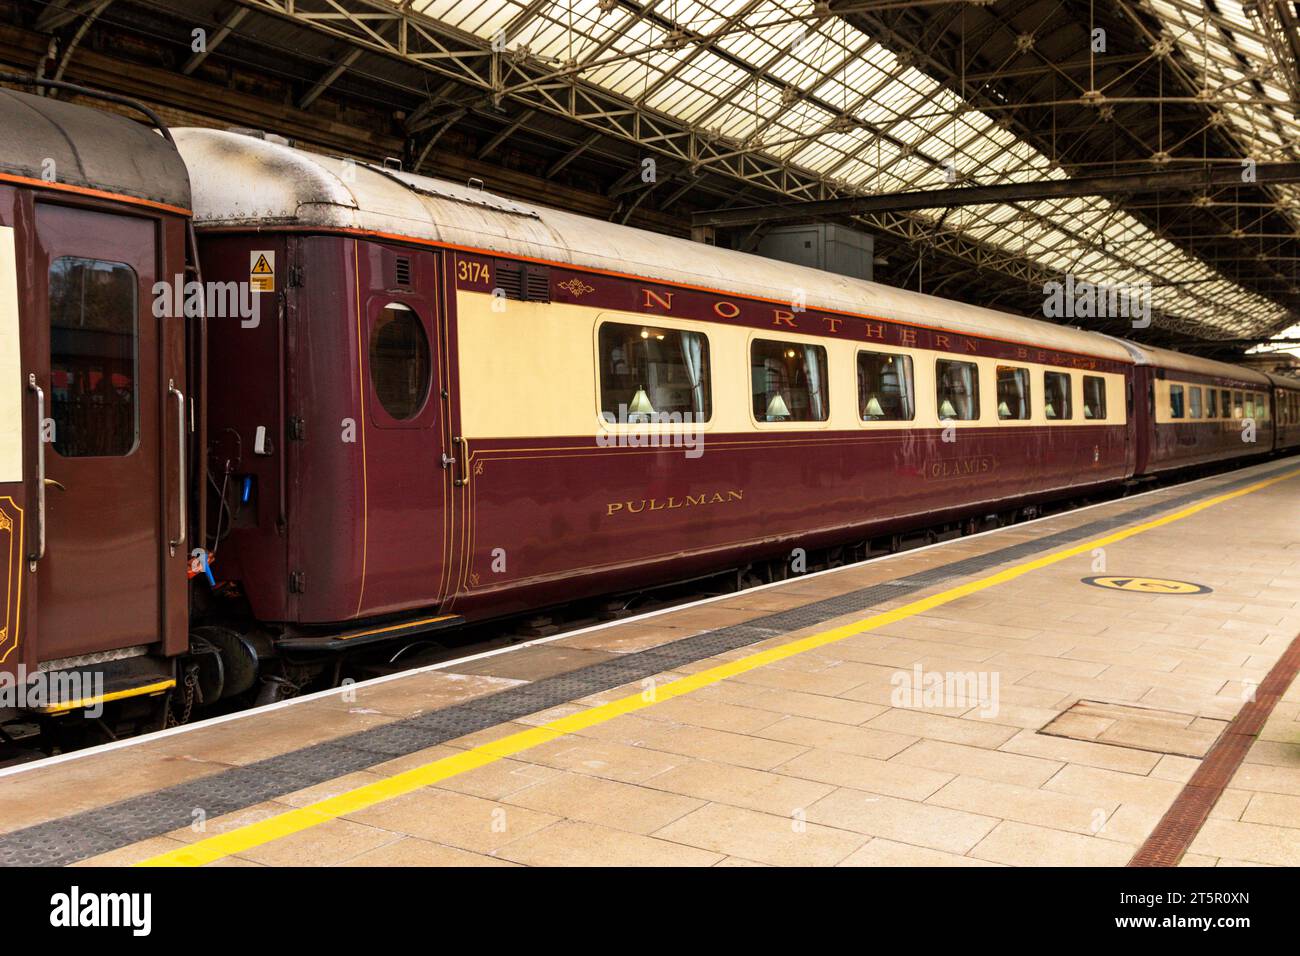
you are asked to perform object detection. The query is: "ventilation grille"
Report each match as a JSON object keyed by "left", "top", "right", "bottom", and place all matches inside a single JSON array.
[
  {"left": 395, "top": 256, "right": 412, "bottom": 287},
  {"left": 494, "top": 259, "right": 550, "bottom": 302}
]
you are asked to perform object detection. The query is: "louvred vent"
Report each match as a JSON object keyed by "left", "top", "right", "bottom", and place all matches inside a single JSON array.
[
  {"left": 395, "top": 256, "right": 412, "bottom": 287},
  {"left": 494, "top": 259, "right": 550, "bottom": 302}
]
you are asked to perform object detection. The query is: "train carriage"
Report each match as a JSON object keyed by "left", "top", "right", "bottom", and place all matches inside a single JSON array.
[
  {"left": 174, "top": 127, "right": 1140, "bottom": 638},
  {"left": 1269, "top": 372, "right": 1300, "bottom": 454},
  {"left": 0, "top": 87, "right": 194, "bottom": 720},
  {"left": 1108, "top": 339, "right": 1278, "bottom": 475}
]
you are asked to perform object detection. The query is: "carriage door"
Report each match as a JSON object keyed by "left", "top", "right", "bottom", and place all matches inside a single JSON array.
[
  {"left": 357, "top": 243, "right": 449, "bottom": 611},
  {"left": 31, "top": 205, "right": 168, "bottom": 661}
]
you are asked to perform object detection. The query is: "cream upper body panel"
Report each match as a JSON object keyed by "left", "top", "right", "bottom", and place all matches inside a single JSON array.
[{"left": 172, "top": 127, "right": 1134, "bottom": 364}]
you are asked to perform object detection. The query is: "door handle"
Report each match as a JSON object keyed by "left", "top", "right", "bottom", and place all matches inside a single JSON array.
[
  {"left": 27, "top": 374, "right": 44, "bottom": 567},
  {"left": 43, "top": 478, "right": 66, "bottom": 491},
  {"left": 168, "top": 379, "right": 186, "bottom": 555},
  {"left": 453, "top": 436, "right": 469, "bottom": 486}
]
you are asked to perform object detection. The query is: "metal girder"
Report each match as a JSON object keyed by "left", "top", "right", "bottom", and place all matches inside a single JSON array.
[{"left": 693, "top": 162, "right": 1300, "bottom": 227}]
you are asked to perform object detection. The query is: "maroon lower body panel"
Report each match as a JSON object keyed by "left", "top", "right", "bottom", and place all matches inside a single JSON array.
[{"left": 445, "top": 425, "right": 1128, "bottom": 620}]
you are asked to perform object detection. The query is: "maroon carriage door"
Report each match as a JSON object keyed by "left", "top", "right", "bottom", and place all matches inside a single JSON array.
[
  {"left": 355, "top": 243, "right": 448, "bottom": 614},
  {"left": 31, "top": 205, "right": 168, "bottom": 660}
]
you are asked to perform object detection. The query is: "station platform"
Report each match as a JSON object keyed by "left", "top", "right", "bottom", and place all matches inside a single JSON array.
[{"left": 2, "top": 457, "right": 1298, "bottom": 868}]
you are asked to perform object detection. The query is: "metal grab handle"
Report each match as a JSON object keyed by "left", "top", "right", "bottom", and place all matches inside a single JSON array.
[
  {"left": 168, "top": 379, "right": 186, "bottom": 555},
  {"left": 453, "top": 436, "right": 469, "bottom": 486},
  {"left": 27, "top": 374, "right": 45, "bottom": 564}
]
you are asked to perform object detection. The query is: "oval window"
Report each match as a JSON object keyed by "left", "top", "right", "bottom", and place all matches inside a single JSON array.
[{"left": 369, "top": 303, "right": 431, "bottom": 421}]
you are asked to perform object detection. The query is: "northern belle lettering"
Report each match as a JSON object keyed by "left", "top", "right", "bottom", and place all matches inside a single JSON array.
[
  {"left": 629, "top": 283, "right": 1106, "bottom": 368},
  {"left": 607, "top": 489, "right": 743, "bottom": 517}
]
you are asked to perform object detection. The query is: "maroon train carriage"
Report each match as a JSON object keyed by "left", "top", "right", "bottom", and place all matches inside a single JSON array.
[
  {"left": 1269, "top": 373, "right": 1300, "bottom": 454},
  {"left": 0, "top": 87, "right": 197, "bottom": 733},
  {"left": 173, "top": 127, "right": 1154, "bottom": 665},
  {"left": 1107, "top": 339, "right": 1280, "bottom": 476}
]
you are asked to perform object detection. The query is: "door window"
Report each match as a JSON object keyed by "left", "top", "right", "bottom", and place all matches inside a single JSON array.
[{"left": 48, "top": 257, "right": 138, "bottom": 457}]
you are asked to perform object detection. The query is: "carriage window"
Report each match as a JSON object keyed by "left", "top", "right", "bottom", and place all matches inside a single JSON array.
[
  {"left": 1168, "top": 384, "right": 1185, "bottom": 419},
  {"left": 1083, "top": 375, "right": 1107, "bottom": 420},
  {"left": 1206, "top": 388, "right": 1218, "bottom": 419},
  {"left": 996, "top": 366, "right": 1030, "bottom": 420},
  {"left": 598, "top": 323, "right": 711, "bottom": 422},
  {"left": 369, "top": 303, "right": 431, "bottom": 421},
  {"left": 1189, "top": 387, "right": 1202, "bottom": 419},
  {"left": 1227, "top": 390, "right": 1237, "bottom": 418},
  {"left": 857, "top": 350, "right": 913, "bottom": 421},
  {"left": 48, "top": 257, "right": 138, "bottom": 457},
  {"left": 1244, "top": 394, "right": 1255, "bottom": 420},
  {"left": 1258, "top": 393, "right": 1268, "bottom": 421},
  {"left": 752, "top": 339, "right": 828, "bottom": 422},
  {"left": 935, "top": 359, "right": 979, "bottom": 421},
  {"left": 1044, "top": 371, "right": 1072, "bottom": 420}
]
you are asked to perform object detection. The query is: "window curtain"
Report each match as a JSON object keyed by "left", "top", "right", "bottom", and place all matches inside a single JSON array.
[
  {"left": 897, "top": 359, "right": 915, "bottom": 419},
  {"left": 956, "top": 364, "right": 974, "bottom": 418},
  {"left": 679, "top": 331, "right": 705, "bottom": 417},
  {"left": 803, "top": 347, "right": 825, "bottom": 420}
]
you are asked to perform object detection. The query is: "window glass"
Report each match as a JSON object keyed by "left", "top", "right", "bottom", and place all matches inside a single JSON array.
[
  {"left": 935, "top": 360, "right": 979, "bottom": 421},
  {"left": 1189, "top": 387, "right": 1202, "bottom": 419},
  {"left": 1169, "top": 384, "right": 1185, "bottom": 419},
  {"left": 751, "top": 339, "right": 828, "bottom": 422},
  {"left": 1044, "top": 371, "right": 1073, "bottom": 420},
  {"left": 1083, "top": 375, "right": 1107, "bottom": 420},
  {"left": 1257, "top": 393, "right": 1268, "bottom": 421},
  {"left": 1231, "top": 391, "right": 1242, "bottom": 418},
  {"left": 598, "top": 323, "right": 711, "bottom": 422},
  {"left": 1206, "top": 388, "right": 1218, "bottom": 419},
  {"left": 857, "top": 350, "right": 913, "bottom": 421},
  {"left": 49, "top": 257, "right": 138, "bottom": 457},
  {"left": 369, "top": 303, "right": 431, "bottom": 421},
  {"left": 996, "top": 366, "right": 1030, "bottom": 420},
  {"left": 1245, "top": 394, "right": 1255, "bottom": 419}
]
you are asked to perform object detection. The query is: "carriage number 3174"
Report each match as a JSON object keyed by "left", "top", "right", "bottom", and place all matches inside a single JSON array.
[{"left": 457, "top": 258, "right": 491, "bottom": 286}]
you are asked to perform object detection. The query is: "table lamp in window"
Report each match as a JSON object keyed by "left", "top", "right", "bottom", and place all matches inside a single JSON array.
[
  {"left": 629, "top": 386, "right": 655, "bottom": 422},
  {"left": 938, "top": 398, "right": 957, "bottom": 419},
  {"left": 1045, "top": 402, "right": 1057, "bottom": 419},
  {"left": 997, "top": 400, "right": 1012, "bottom": 419},
  {"left": 1084, "top": 405, "right": 1094, "bottom": 418},
  {"left": 863, "top": 395, "right": 884, "bottom": 418},
  {"left": 766, "top": 392, "right": 791, "bottom": 421}
]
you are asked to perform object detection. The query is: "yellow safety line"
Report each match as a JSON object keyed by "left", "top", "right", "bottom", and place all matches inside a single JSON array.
[
  {"left": 138, "top": 466, "right": 1300, "bottom": 867},
  {"left": 39, "top": 679, "right": 176, "bottom": 716}
]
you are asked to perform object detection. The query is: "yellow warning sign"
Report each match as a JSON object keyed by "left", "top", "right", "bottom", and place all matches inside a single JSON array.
[
  {"left": 1081, "top": 576, "right": 1211, "bottom": 595},
  {"left": 250, "top": 251, "right": 275, "bottom": 292}
]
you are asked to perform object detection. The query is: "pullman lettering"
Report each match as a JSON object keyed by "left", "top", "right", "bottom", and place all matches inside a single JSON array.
[{"left": 607, "top": 489, "right": 743, "bottom": 516}]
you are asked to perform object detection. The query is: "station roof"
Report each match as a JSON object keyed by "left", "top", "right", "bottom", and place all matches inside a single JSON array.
[{"left": 388, "top": 0, "right": 1297, "bottom": 340}]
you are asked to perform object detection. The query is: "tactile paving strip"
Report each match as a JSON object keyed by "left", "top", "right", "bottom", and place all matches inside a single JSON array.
[
  {"left": 0, "top": 462, "right": 1292, "bottom": 867},
  {"left": 1128, "top": 632, "right": 1300, "bottom": 867}
]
